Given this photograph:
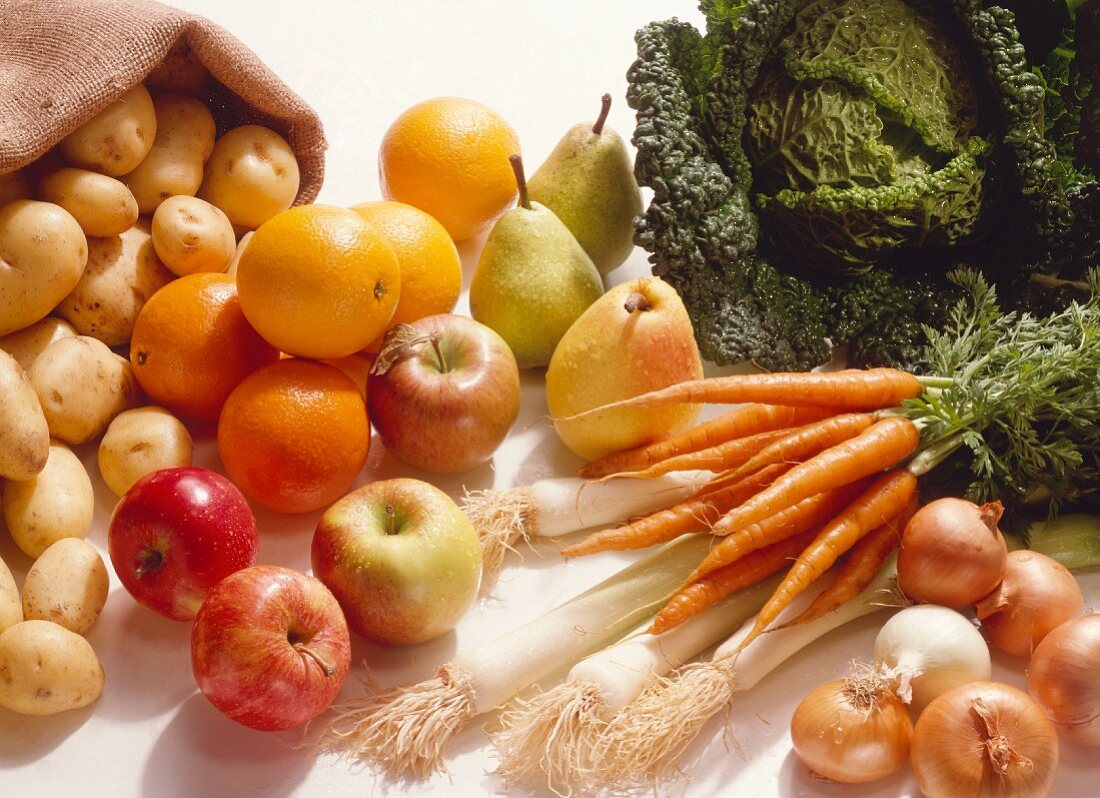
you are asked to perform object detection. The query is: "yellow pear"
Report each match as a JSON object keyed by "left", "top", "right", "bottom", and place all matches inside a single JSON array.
[{"left": 546, "top": 277, "right": 703, "bottom": 460}]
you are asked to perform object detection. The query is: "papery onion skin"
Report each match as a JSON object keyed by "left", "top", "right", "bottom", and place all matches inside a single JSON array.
[
  {"left": 790, "top": 677, "right": 912, "bottom": 783},
  {"left": 898, "top": 498, "right": 1007, "bottom": 608},
  {"left": 976, "top": 550, "right": 1084, "bottom": 658},
  {"left": 912, "top": 681, "right": 1059, "bottom": 798},
  {"left": 1029, "top": 614, "right": 1100, "bottom": 746}
]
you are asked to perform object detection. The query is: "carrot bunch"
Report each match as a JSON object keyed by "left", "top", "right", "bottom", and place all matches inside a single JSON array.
[{"left": 559, "top": 368, "right": 926, "bottom": 647}]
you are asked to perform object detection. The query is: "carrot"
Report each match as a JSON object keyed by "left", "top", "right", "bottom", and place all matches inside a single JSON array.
[
  {"left": 602, "top": 427, "right": 790, "bottom": 481},
  {"left": 710, "top": 416, "right": 920, "bottom": 538},
  {"left": 736, "top": 469, "right": 919, "bottom": 650},
  {"left": 688, "top": 479, "right": 870, "bottom": 579},
  {"left": 579, "top": 404, "right": 836, "bottom": 479},
  {"left": 561, "top": 464, "right": 789, "bottom": 557},
  {"left": 778, "top": 495, "right": 918, "bottom": 630},
  {"left": 648, "top": 529, "right": 819, "bottom": 635},
  {"left": 557, "top": 369, "right": 923, "bottom": 423},
  {"left": 722, "top": 412, "right": 876, "bottom": 484}
]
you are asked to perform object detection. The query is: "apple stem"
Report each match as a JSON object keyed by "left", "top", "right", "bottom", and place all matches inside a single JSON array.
[
  {"left": 294, "top": 643, "right": 336, "bottom": 677},
  {"left": 430, "top": 335, "right": 450, "bottom": 374},
  {"left": 593, "top": 93, "right": 612, "bottom": 135},
  {"left": 510, "top": 154, "right": 531, "bottom": 210},
  {"left": 134, "top": 547, "right": 164, "bottom": 579},
  {"left": 386, "top": 504, "right": 397, "bottom": 536},
  {"left": 624, "top": 292, "right": 652, "bottom": 313}
]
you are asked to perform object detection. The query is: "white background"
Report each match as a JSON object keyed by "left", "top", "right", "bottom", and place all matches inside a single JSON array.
[{"left": 2, "top": 1, "right": 1097, "bottom": 796}]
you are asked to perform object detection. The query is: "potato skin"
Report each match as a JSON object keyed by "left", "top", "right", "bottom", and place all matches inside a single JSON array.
[
  {"left": 0, "top": 317, "right": 77, "bottom": 372},
  {"left": 1, "top": 439, "right": 94, "bottom": 558},
  {"left": 28, "top": 336, "right": 141, "bottom": 445},
  {"left": 0, "top": 620, "right": 104, "bottom": 715},
  {"left": 22, "top": 539, "right": 109, "bottom": 634},
  {"left": 152, "top": 195, "right": 236, "bottom": 276},
  {"left": 144, "top": 43, "right": 212, "bottom": 98},
  {"left": 123, "top": 94, "right": 216, "bottom": 214},
  {"left": 0, "top": 557, "right": 21, "bottom": 635},
  {"left": 226, "top": 231, "right": 253, "bottom": 279},
  {"left": 59, "top": 84, "right": 157, "bottom": 176},
  {"left": 55, "top": 220, "right": 175, "bottom": 346},
  {"left": 0, "top": 350, "right": 50, "bottom": 481},
  {"left": 98, "top": 406, "right": 193, "bottom": 496},
  {"left": 39, "top": 168, "right": 139, "bottom": 237},
  {"left": 198, "top": 125, "right": 300, "bottom": 230},
  {"left": 0, "top": 200, "right": 89, "bottom": 337}
]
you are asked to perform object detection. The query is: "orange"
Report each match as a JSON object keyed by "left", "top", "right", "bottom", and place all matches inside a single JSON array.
[
  {"left": 351, "top": 201, "right": 463, "bottom": 350},
  {"left": 235, "top": 204, "right": 400, "bottom": 359},
  {"left": 378, "top": 97, "right": 520, "bottom": 241},
  {"left": 217, "top": 359, "right": 370, "bottom": 514},
  {"left": 130, "top": 273, "right": 279, "bottom": 422}
]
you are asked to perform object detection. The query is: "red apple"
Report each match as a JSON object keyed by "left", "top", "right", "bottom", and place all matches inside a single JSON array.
[
  {"left": 367, "top": 313, "right": 520, "bottom": 473},
  {"left": 191, "top": 565, "right": 351, "bottom": 731},
  {"left": 108, "top": 466, "right": 258, "bottom": 621},
  {"left": 312, "top": 478, "right": 482, "bottom": 646}
]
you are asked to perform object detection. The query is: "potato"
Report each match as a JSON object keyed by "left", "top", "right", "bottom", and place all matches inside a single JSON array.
[
  {"left": 0, "top": 168, "right": 31, "bottom": 206},
  {"left": 0, "top": 200, "right": 88, "bottom": 336},
  {"left": 39, "top": 167, "right": 139, "bottom": 237},
  {"left": 59, "top": 84, "right": 157, "bottom": 176},
  {"left": 28, "top": 336, "right": 141, "bottom": 445},
  {"left": 0, "top": 317, "right": 77, "bottom": 372},
  {"left": 151, "top": 195, "right": 236, "bottom": 276},
  {"left": 0, "top": 557, "right": 21, "bottom": 635},
  {"left": 123, "top": 94, "right": 216, "bottom": 214},
  {"left": 226, "top": 230, "right": 253, "bottom": 279},
  {"left": 22, "top": 539, "right": 109, "bottom": 634},
  {"left": 54, "top": 220, "right": 174, "bottom": 346},
  {"left": 145, "top": 42, "right": 212, "bottom": 98},
  {"left": 198, "top": 125, "right": 300, "bottom": 230},
  {"left": 98, "top": 406, "right": 193, "bottom": 496},
  {"left": 0, "top": 350, "right": 50, "bottom": 481},
  {"left": 0, "top": 620, "right": 104, "bottom": 715},
  {"left": 1, "top": 440, "right": 93, "bottom": 558}
]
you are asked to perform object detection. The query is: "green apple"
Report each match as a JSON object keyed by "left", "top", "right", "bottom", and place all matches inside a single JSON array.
[{"left": 311, "top": 478, "right": 482, "bottom": 646}]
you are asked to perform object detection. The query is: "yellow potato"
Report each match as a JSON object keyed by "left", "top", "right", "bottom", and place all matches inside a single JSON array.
[
  {"left": 98, "top": 406, "right": 193, "bottom": 496},
  {"left": 198, "top": 125, "right": 300, "bottom": 230},
  {"left": 0, "top": 200, "right": 88, "bottom": 337},
  {"left": 39, "top": 167, "right": 139, "bottom": 237},
  {"left": 22, "top": 539, "right": 109, "bottom": 634},
  {"left": 28, "top": 336, "right": 141, "bottom": 445},
  {"left": 151, "top": 195, "right": 236, "bottom": 276},
  {"left": 0, "top": 350, "right": 50, "bottom": 481},
  {"left": 59, "top": 84, "right": 157, "bottom": 176},
  {"left": 0, "top": 620, "right": 104, "bottom": 715},
  {"left": 123, "top": 94, "right": 216, "bottom": 214},
  {"left": 226, "top": 230, "right": 253, "bottom": 279},
  {"left": 54, "top": 220, "right": 174, "bottom": 346},
  {"left": 0, "top": 557, "right": 20, "bottom": 635},
  {"left": 0, "top": 317, "right": 77, "bottom": 372},
  {"left": 2, "top": 440, "right": 93, "bottom": 558},
  {"left": 144, "top": 43, "right": 212, "bottom": 98},
  {"left": 0, "top": 168, "right": 31, "bottom": 205}
]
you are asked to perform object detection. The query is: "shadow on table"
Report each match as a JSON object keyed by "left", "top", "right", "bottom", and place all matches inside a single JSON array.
[
  {"left": 0, "top": 703, "right": 94, "bottom": 767},
  {"left": 142, "top": 693, "right": 312, "bottom": 798}
]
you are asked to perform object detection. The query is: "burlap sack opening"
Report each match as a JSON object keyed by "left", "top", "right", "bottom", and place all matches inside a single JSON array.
[{"left": 0, "top": 0, "right": 325, "bottom": 204}]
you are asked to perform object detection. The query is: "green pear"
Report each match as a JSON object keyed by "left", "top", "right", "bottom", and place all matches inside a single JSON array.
[
  {"left": 527, "top": 94, "right": 643, "bottom": 278},
  {"left": 469, "top": 156, "right": 603, "bottom": 369}
]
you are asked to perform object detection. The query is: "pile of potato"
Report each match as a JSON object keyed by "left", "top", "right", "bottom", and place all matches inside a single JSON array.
[{"left": 0, "top": 56, "right": 302, "bottom": 716}]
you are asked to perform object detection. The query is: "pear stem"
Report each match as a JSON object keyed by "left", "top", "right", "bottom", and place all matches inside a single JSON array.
[
  {"left": 509, "top": 154, "right": 531, "bottom": 210},
  {"left": 624, "top": 292, "right": 651, "bottom": 313},
  {"left": 593, "top": 93, "right": 612, "bottom": 135},
  {"left": 430, "top": 334, "right": 450, "bottom": 373}
]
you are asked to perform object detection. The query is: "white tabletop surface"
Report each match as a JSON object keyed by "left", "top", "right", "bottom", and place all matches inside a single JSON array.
[{"left": 2, "top": 1, "right": 1097, "bottom": 796}]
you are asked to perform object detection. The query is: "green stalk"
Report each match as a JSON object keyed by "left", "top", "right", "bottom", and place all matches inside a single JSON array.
[{"left": 1023, "top": 514, "right": 1100, "bottom": 570}]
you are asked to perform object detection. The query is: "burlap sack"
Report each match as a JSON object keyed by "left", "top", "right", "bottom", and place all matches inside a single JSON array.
[{"left": 0, "top": 0, "right": 325, "bottom": 203}]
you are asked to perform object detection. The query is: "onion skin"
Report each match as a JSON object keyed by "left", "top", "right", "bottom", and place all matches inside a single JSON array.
[
  {"left": 912, "top": 681, "right": 1058, "bottom": 798},
  {"left": 789, "top": 677, "right": 912, "bottom": 783},
  {"left": 976, "top": 551, "right": 1084, "bottom": 658},
  {"left": 1029, "top": 614, "right": 1100, "bottom": 746},
  {"left": 898, "top": 498, "right": 1007, "bottom": 608}
]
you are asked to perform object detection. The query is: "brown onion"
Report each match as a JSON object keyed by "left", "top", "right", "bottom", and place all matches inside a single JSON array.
[
  {"left": 911, "top": 681, "right": 1059, "bottom": 798},
  {"left": 1028, "top": 614, "right": 1100, "bottom": 746},
  {"left": 790, "top": 675, "right": 912, "bottom": 783},
  {"left": 976, "top": 550, "right": 1084, "bottom": 658},
  {"left": 898, "top": 497, "right": 1007, "bottom": 607}
]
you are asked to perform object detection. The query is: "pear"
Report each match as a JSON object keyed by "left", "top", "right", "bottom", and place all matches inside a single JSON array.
[
  {"left": 546, "top": 277, "right": 703, "bottom": 461},
  {"left": 527, "top": 94, "right": 643, "bottom": 278},
  {"left": 469, "top": 155, "right": 603, "bottom": 369}
]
